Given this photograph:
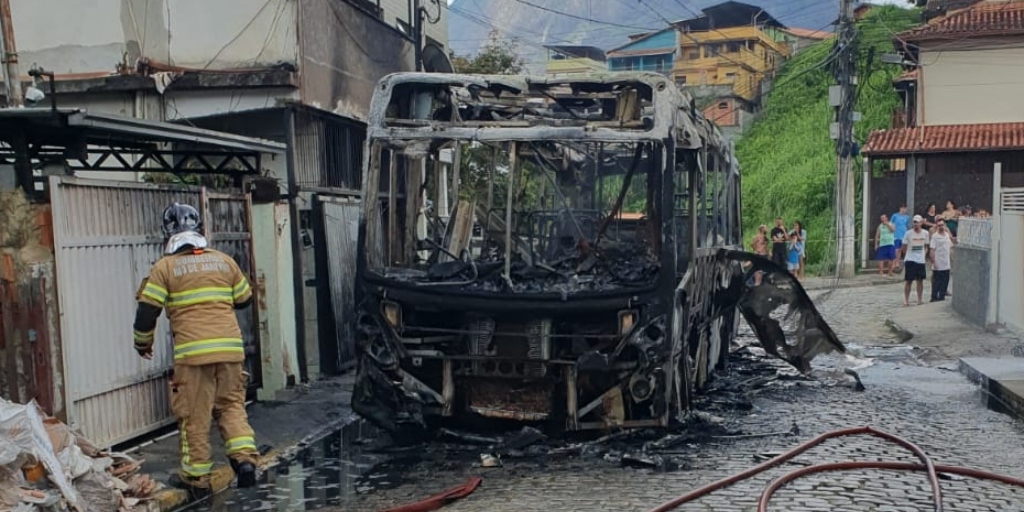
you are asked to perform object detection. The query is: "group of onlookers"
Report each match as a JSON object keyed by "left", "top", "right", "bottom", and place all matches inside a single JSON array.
[
  {"left": 874, "top": 202, "right": 967, "bottom": 306},
  {"left": 749, "top": 218, "right": 806, "bottom": 281}
]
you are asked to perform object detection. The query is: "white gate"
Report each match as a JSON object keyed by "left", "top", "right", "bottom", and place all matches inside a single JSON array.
[
  {"left": 49, "top": 177, "right": 256, "bottom": 447},
  {"left": 998, "top": 188, "right": 1024, "bottom": 334}
]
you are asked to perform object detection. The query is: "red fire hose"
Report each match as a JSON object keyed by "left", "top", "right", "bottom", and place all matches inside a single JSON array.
[
  {"left": 379, "top": 476, "right": 483, "bottom": 512},
  {"left": 648, "top": 426, "right": 1024, "bottom": 512}
]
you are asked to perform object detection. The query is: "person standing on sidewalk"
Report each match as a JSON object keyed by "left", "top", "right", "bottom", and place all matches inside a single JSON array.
[
  {"left": 900, "top": 215, "right": 930, "bottom": 306},
  {"left": 929, "top": 219, "right": 953, "bottom": 302},
  {"left": 132, "top": 203, "right": 259, "bottom": 497},
  {"left": 770, "top": 217, "right": 787, "bottom": 268},
  {"left": 875, "top": 214, "right": 896, "bottom": 277},
  {"left": 890, "top": 204, "right": 910, "bottom": 272}
]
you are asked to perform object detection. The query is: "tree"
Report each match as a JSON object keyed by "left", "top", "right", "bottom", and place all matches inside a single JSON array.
[
  {"left": 450, "top": 30, "right": 526, "bottom": 75},
  {"left": 447, "top": 31, "right": 528, "bottom": 204}
]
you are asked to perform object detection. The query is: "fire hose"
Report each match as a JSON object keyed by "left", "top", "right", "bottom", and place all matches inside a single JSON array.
[{"left": 647, "top": 426, "right": 1024, "bottom": 512}]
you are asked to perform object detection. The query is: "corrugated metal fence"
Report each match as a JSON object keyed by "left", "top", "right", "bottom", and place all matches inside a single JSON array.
[
  {"left": 49, "top": 177, "right": 258, "bottom": 447},
  {"left": 314, "top": 195, "right": 360, "bottom": 374}
]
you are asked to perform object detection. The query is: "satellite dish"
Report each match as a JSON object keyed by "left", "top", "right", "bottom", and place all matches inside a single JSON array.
[{"left": 422, "top": 43, "right": 453, "bottom": 73}]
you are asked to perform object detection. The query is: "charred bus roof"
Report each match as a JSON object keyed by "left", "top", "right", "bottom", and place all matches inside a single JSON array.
[{"left": 364, "top": 72, "right": 730, "bottom": 154}]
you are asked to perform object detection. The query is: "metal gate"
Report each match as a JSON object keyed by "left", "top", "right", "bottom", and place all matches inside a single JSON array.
[
  {"left": 313, "top": 195, "right": 360, "bottom": 374},
  {"left": 998, "top": 188, "right": 1024, "bottom": 333},
  {"left": 49, "top": 176, "right": 260, "bottom": 447}
]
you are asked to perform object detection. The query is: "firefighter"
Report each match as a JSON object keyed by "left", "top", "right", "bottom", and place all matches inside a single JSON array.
[{"left": 132, "top": 202, "right": 259, "bottom": 496}]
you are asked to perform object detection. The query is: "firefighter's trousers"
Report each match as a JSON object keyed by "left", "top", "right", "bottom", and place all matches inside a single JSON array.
[{"left": 170, "top": 362, "right": 258, "bottom": 482}]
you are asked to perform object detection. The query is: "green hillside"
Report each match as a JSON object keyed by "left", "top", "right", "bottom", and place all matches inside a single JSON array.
[{"left": 735, "top": 5, "right": 920, "bottom": 272}]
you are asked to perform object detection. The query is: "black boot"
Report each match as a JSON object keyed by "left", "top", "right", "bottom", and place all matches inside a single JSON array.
[{"left": 230, "top": 459, "right": 257, "bottom": 488}]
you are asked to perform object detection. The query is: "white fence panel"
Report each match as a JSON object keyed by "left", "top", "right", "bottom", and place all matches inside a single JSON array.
[
  {"left": 50, "top": 177, "right": 201, "bottom": 446},
  {"left": 998, "top": 189, "right": 1024, "bottom": 334},
  {"left": 50, "top": 177, "right": 256, "bottom": 447},
  {"left": 957, "top": 218, "right": 992, "bottom": 250}
]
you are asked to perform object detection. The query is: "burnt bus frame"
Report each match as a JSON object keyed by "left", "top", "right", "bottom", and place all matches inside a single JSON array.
[{"left": 352, "top": 72, "right": 738, "bottom": 433}]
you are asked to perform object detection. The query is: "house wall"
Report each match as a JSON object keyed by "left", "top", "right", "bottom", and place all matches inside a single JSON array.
[
  {"left": 919, "top": 43, "right": 1024, "bottom": 125},
  {"left": 915, "top": 151, "right": 1024, "bottom": 214},
  {"left": 377, "top": 0, "right": 449, "bottom": 49},
  {"left": 673, "top": 27, "right": 787, "bottom": 102},
  {"left": 952, "top": 245, "right": 990, "bottom": 327},
  {"left": 12, "top": 0, "right": 298, "bottom": 73},
  {"left": 546, "top": 58, "right": 607, "bottom": 76},
  {"left": 298, "top": 0, "right": 415, "bottom": 121}
]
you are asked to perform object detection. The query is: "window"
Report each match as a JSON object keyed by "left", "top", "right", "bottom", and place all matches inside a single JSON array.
[
  {"left": 727, "top": 42, "right": 742, "bottom": 53},
  {"left": 676, "top": 76, "right": 687, "bottom": 85},
  {"left": 704, "top": 44, "right": 719, "bottom": 57},
  {"left": 725, "top": 72, "right": 736, "bottom": 81},
  {"left": 688, "top": 51, "right": 700, "bottom": 60},
  {"left": 718, "top": 102, "right": 729, "bottom": 110}
]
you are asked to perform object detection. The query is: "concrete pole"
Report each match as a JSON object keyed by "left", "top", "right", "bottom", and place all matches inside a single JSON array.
[
  {"left": 987, "top": 162, "right": 1002, "bottom": 327},
  {"left": 861, "top": 158, "right": 871, "bottom": 270},
  {"left": 0, "top": 0, "right": 21, "bottom": 107}
]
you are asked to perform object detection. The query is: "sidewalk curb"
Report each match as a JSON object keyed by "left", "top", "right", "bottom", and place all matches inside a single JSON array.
[
  {"left": 958, "top": 358, "right": 1024, "bottom": 423},
  {"left": 148, "top": 414, "right": 363, "bottom": 512},
  {"left": 803, "top": 278, "right": 898, "bottom": 292},
  {"left": 884, "top": 318, "right": 914, "bottom": 343}
]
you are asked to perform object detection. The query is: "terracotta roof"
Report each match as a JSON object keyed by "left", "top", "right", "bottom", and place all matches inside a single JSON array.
[
  {"left": 899, "top": 0, "right": 1024, "bottom": 42},
  {"left": 863, "top": 122, "right": 1024, "bottom": 156},
  {"left": 781, "top": 27, "right": 832, "bottom": 39}
]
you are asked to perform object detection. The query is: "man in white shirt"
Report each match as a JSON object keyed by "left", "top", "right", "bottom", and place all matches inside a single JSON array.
[
  {"left": 901, "top": 215, "right": 930, "bottom": 306},
  {"left": 929, "top": 219, "right": 953, "bottom": 302}
]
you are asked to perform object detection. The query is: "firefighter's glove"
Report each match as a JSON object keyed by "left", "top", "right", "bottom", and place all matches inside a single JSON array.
[{"left": 136, "top": 345, "right": 154, "bottom": 360}]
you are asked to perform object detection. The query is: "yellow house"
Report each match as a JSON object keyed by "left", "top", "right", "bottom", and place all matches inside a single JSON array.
[
  {"left": 671, "top": 1, "right": 791, "bottom": 103},
  {"left": 544, "top": 46, "right": 607, "bottom": 77}
]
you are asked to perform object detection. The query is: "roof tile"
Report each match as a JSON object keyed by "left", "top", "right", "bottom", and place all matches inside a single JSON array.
[
  {"left": 863, "top": 123, "right": 1024, "bottom": 156},
  {"left": 899, "top": 0, "right": 1024, "bottom": 42}
]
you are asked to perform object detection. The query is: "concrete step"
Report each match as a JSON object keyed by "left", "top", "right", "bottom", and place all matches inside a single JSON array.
[{"left": 959, "top": 357, "right": 1024, "bottom": 422}]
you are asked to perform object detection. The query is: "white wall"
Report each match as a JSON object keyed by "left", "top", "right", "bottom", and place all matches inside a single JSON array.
[
  {"left": 378, "top": 0, "right": 449, "bottom": 49},
  {"left": 13, "top": 0, "right": 298, "bottom": 74},
  {"left": 919, "top": 43, "right": 1024, "bottom": 125}
]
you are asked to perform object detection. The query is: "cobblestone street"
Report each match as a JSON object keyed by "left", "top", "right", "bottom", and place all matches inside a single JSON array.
[{"left": 322, "top": 281, "right": 1024, "bottom": 512}]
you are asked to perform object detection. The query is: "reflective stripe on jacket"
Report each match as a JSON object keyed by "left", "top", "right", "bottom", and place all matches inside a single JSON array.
[{"left": 138, "top": 249, "right": 253, "bottom": 366}]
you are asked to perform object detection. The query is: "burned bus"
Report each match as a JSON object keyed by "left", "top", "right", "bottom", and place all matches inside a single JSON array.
[{"left": 351, "top": 72, "right": 843, "bottom": 441}]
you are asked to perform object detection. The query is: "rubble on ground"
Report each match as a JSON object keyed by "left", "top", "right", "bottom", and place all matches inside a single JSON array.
[{"left": 0, "top": 398, "right": 161, "bottom": 512}]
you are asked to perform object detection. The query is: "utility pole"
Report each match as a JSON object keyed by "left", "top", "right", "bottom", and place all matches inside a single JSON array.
[
  {"left": 413, "top": 0, "right": 423, "bottom": 72},
  {"left": 0, "top": 0, "right": 20, "bottom": 107},
  {"left": 829, "top": 0, "right": 858, "bottom": 279}
]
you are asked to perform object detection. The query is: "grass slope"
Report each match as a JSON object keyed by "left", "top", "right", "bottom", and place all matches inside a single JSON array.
[{"left": 735, "top": 6, "right": 920, "bottom": 271}]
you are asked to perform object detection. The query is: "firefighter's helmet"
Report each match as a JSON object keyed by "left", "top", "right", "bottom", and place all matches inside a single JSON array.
[{"left": 161, "top": 203, "right": 202, "bottom": 238}]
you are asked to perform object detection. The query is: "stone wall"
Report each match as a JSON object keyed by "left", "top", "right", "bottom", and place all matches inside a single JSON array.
[{"left": 952, "top": 245, "right": 990, "bottom": 327}]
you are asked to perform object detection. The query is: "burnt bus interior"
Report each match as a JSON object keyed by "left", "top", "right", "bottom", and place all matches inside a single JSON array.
[{"left": 351, "top": 74, "right": 837, "bottom": 442}]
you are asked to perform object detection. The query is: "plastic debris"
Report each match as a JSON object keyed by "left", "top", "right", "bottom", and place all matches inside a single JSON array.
[{"left": 0, "top": 398, "right": 162, "bottom": 512}]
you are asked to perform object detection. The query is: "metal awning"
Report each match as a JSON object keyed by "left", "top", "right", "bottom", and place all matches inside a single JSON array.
[
  {"left": 0, "top": 108, "right": 286, "bottom": 197},
  {"left": 0, "top": 108, "right": 285, "bottom": 154}
]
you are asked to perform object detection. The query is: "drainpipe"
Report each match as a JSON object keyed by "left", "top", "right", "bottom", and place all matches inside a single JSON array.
[
  {"left": 861, "top": 157, "right": 870, "bottom": 270},
  {"left": 284, "top": 107, "right": 309, "bottom": 384},
  {"left": 0, "top": 0, "right": 22, "bottom": 107}
]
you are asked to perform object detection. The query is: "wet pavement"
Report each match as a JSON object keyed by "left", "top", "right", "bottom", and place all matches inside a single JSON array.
[
  {"left": 182, "top": 423, "right": 392, "bottom": 512},
  {"left": 177, "top": 283, "right": 1024, "bottom": 512}
]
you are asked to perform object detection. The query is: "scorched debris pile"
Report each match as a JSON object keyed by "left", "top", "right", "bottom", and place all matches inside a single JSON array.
[{"left": 0, "top": 398, "right": 159, "bottom": 512}]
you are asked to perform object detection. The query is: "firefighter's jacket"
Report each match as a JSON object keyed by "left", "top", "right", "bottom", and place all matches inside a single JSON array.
[{"left": 133, "top": 248, "right": 253, "bottom": 366}]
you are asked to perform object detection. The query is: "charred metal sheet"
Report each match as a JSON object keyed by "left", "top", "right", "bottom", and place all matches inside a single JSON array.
[{"left": 718, "top": 249, "right": 846, "bottom": 373}]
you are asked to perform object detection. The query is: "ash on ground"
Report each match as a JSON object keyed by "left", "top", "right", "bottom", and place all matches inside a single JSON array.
[{"left": 354, "top": 343, "right": 865, "bottom": 480}]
